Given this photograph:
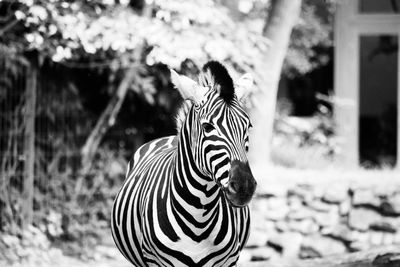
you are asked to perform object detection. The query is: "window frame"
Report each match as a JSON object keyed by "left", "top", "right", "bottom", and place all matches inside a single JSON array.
[{"left": 335, "top": 0, "right": 400, "bottom": 167}]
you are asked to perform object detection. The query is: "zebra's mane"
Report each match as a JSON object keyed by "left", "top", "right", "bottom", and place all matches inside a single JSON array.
[
  {"left": 175, "top": 61, "right": 235, "bottom": 133},
  {"left": 200, "top": 61, "right": 235, "bottom": 104},
  {"left": 175, "top": 100, "right": 192, "bottom": 133}
]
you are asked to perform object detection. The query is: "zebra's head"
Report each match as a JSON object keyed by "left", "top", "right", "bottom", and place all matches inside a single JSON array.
[{"left": 171, "top": 61, "right": 257, "bottom": 208}]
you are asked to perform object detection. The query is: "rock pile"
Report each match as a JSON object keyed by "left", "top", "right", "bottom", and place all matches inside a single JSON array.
[
  {"left": 241, "top": 182, "right": 400, "bottom": 262},
  {"left": 0, "top": 225, "right": 63, "bottom": 267}
]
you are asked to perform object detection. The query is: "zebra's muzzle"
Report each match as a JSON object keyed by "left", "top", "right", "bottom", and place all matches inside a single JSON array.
[{"left": 223, "top": 160, "right": 256, "bottom": 207}]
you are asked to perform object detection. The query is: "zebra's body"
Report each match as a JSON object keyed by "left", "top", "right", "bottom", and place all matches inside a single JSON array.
[
  {"left": 111, "top": 61, "right": 256, "bottom": 267},
  {"left": 112, "top": 135, "right": 250, "bottom": 266}
]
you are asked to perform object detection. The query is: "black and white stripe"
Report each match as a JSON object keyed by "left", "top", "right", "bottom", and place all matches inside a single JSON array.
[{"left": 111, "top": 61, "right": 254, "bottom": 267}]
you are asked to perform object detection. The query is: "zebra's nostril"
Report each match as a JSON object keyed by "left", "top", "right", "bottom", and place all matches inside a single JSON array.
[{"left": 228, "top": 182, "right": 238, "bottom": 194}]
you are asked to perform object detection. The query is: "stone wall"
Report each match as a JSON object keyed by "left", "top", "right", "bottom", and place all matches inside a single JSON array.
[{"left": 240, "top": 182, "right": 400, "bottom": 263}]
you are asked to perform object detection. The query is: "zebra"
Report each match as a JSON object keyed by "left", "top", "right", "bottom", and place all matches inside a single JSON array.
[{"left": 111, "top": 61, "right": 257, "bottom": 267}]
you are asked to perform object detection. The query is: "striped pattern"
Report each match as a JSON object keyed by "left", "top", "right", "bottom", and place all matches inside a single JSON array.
[{"left": 111, "top": 67, "right": 253, "bottom": 267}]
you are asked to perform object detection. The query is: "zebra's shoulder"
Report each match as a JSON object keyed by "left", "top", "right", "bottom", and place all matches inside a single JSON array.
[
  {"left": 144, "top": 136, "right": 177, "bottom": 152},
  {"left": 128, "top": 136, "right": 177, "bottom": 170}
]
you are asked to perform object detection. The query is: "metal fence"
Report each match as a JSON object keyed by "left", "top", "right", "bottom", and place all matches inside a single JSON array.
[
  {"left": 0, "top": 52, "right": 31, "bottom": 230},
  {"left": 0, "top": 51, "right": 86, "bottom": 230}
]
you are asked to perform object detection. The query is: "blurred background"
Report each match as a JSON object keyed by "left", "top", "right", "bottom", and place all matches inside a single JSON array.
[{"left": 0, "top": 0, "right": 400, "bottom": 266}]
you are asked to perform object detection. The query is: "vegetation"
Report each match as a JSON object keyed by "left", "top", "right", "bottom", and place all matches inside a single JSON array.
[{"left": 0, "top": 0, "right": 338, "bottom": 263}]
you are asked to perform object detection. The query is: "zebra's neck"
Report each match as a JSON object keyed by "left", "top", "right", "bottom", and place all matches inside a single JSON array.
[{"left": 173, "top": 107, "right": 221, "bottom": 213}]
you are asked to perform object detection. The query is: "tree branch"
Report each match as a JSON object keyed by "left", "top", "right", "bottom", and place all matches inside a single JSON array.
[
  {"left": 80, "top": 66, "right": 138, "bottom": 172},
  {"left": 0, "top": 19, "right": 18, "bottom": 36}
]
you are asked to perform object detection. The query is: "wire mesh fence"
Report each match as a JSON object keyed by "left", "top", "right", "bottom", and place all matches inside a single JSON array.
[
  {"left": 0, "top": 51, "right": 89, "bottom": 231},
  {"left": 0, "top": 51, "right": 28, "bottom": 231}
]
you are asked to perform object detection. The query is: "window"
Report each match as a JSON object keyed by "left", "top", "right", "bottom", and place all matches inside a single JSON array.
[
  {"left": 359, "top": 35, "right": 398, "bottom": 166},
  {"left": 359, "top": 0, "right": 400, "bottom": 14}
]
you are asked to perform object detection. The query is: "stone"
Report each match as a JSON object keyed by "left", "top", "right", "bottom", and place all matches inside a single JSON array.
[
  {"left": 348, "top": 208, "right": 381, "bottom": 231},
  {"left": 384, "top": 193, "right": 400, "bottom": 215},
  {"left": 265, "top": 209, "right": 288, "bottom": 221},
  {"left": 288, "top": 195, "right": 303, "bottom": 210},
  {"left": 6, "top": 252, "right": 20, "bottom": 263},
  {"left": 237, "top": 250, "right": 252, "bottom": 264},
  {"left": 352, "top": 188, "right": 380, "bottom": 207},
  {"left": 251, "top": 198, "right": 268, "bottom": 212},
  {"left": 257, "top": 185, "right": 287, "bottom": 198},
  {"left": 288, "top": 184, "right": 314, "bottom": 203},
  {"left": 374, "top": 185, "right": 397, "bottom": 197},
  {"left": 306, "top": 200, "right": 332, "bottom": 213},
  {"left": 275, "top": 220, "right": 290, "bottom": 232},
  {"left": 268, "top": 197, "right": 287, "bottom": 209},
  {"left": 314, "top": 208, "right": 340, "bottom": 228},
  {"left": 287, "top": 207, "right": 314, "bottom": 221},
  {"left": 312, "top": 186, "right": 325, "bottom": 199},
  {"left": 351, "top": 230, "right": 369, "bottom": 243},
  {"left": 382, "top": 233, "right": 395, "bottom": 245},
  {"left": 288, "top": 219, "right": 319, "bottom": 235},
  {"left": 322, "top": 185, "right": 348, "bottom": 204},
  {"left": 322, "top": 224, "right": 357, "bottom": 243},
  {"left": 267, "top": 232, "right": 303, "bottom": 258},
  {"left": 349, "top": 241, "right": 370, "bottom": 252},
  {"left": 369, "top": 221, "right": 397, "bottom": 233},
  {"left": 2, "top": 235, "right": 19, "bottom": 248},
  {"left": 249, "top": 247, "right": 278, "bottom": 262},
  {"left": 48, "top": 248, "right": 63, "bottom": 259},
  {"left": 369, "top": 231, "right": 384, "bottom": 246},
  {"left": 339, "top": 199, "right": 351, "bottom": 216},
  {"left": 15, "top": 245, "right": 29, "bottom": 258},
  {"left": 299, "top": 246, "right": 321, "bottom": 259},
  {"left": 264, "top": 197, "right": 289, "bottom": 221},
  {"left": 251, "top": 212, "right": 267, "bottom": 230},
  {"left": 380, "top": 201, "right": 397, "bottom": 216},
  {"left": 245, "top": 229, "right": 269, "bottom": 248},
  {"left": 95, "top": 245, "right": 120, "bottom": 259},
  {"left": 302, "top": 235, "right": 347, "bottom": 257}
]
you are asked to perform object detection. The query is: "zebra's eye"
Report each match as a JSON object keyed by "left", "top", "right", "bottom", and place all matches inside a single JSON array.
[
  {"left": 245, "top": 137, "right": 249, "bottom": 152},
  {"left": 202, "top": 122, "right": 215, "bottom": 133}
]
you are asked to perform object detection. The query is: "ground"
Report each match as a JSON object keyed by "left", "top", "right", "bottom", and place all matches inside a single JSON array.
[{"left": 2, "top": 166, "right": 400, "bottom": 267}]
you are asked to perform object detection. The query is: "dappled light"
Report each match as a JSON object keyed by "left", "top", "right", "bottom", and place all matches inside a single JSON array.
[{"left": 0, "top": 0, "right": 399, "bottom": 266}]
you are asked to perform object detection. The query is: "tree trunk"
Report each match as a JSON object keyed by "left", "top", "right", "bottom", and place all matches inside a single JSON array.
[
  {"left": 249, "top": 0, "right": 302, "bottom": 169},
  {"left": 80, "top": 67, "right": 137, "bottom": 173}
]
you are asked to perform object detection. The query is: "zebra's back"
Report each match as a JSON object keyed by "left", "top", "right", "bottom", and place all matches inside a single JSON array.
[{"left": 111, "top": 136, "right": 177, "bottom": 266}]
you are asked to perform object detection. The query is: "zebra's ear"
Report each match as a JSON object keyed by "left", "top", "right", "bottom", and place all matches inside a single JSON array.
[
  {"left": 170, "top": 69, "right": 208, "bottom": 103},
  {"left": 235, "top": 73, "right": 254, "bottom": 101}
]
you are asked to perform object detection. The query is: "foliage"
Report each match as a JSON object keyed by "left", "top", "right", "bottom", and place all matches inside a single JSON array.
[
  {"left": 0, "top": 0, "right": 338, "bottom": 260},
  {"left": 271, "top": 98, "right": 339, "bottom": 169},
  {"left": 1, "top": 0, "right": 267, "bottom": 73},
  {"left": 285, "top": 0, "right": 335, "bottom": 76},
  {"left": 238, "top": 0, "right": 335, "bottom": 77},
  {"left": 0, "top": 0, "right": 270, "bottom": 141},
  {"left": 1, "top": 0, "right": 335, "bottom": 105}
]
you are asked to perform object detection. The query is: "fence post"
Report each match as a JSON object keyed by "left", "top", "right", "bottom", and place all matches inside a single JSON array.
[{"left": 21, "top": 64, "right": 37, "bottom": 229}]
